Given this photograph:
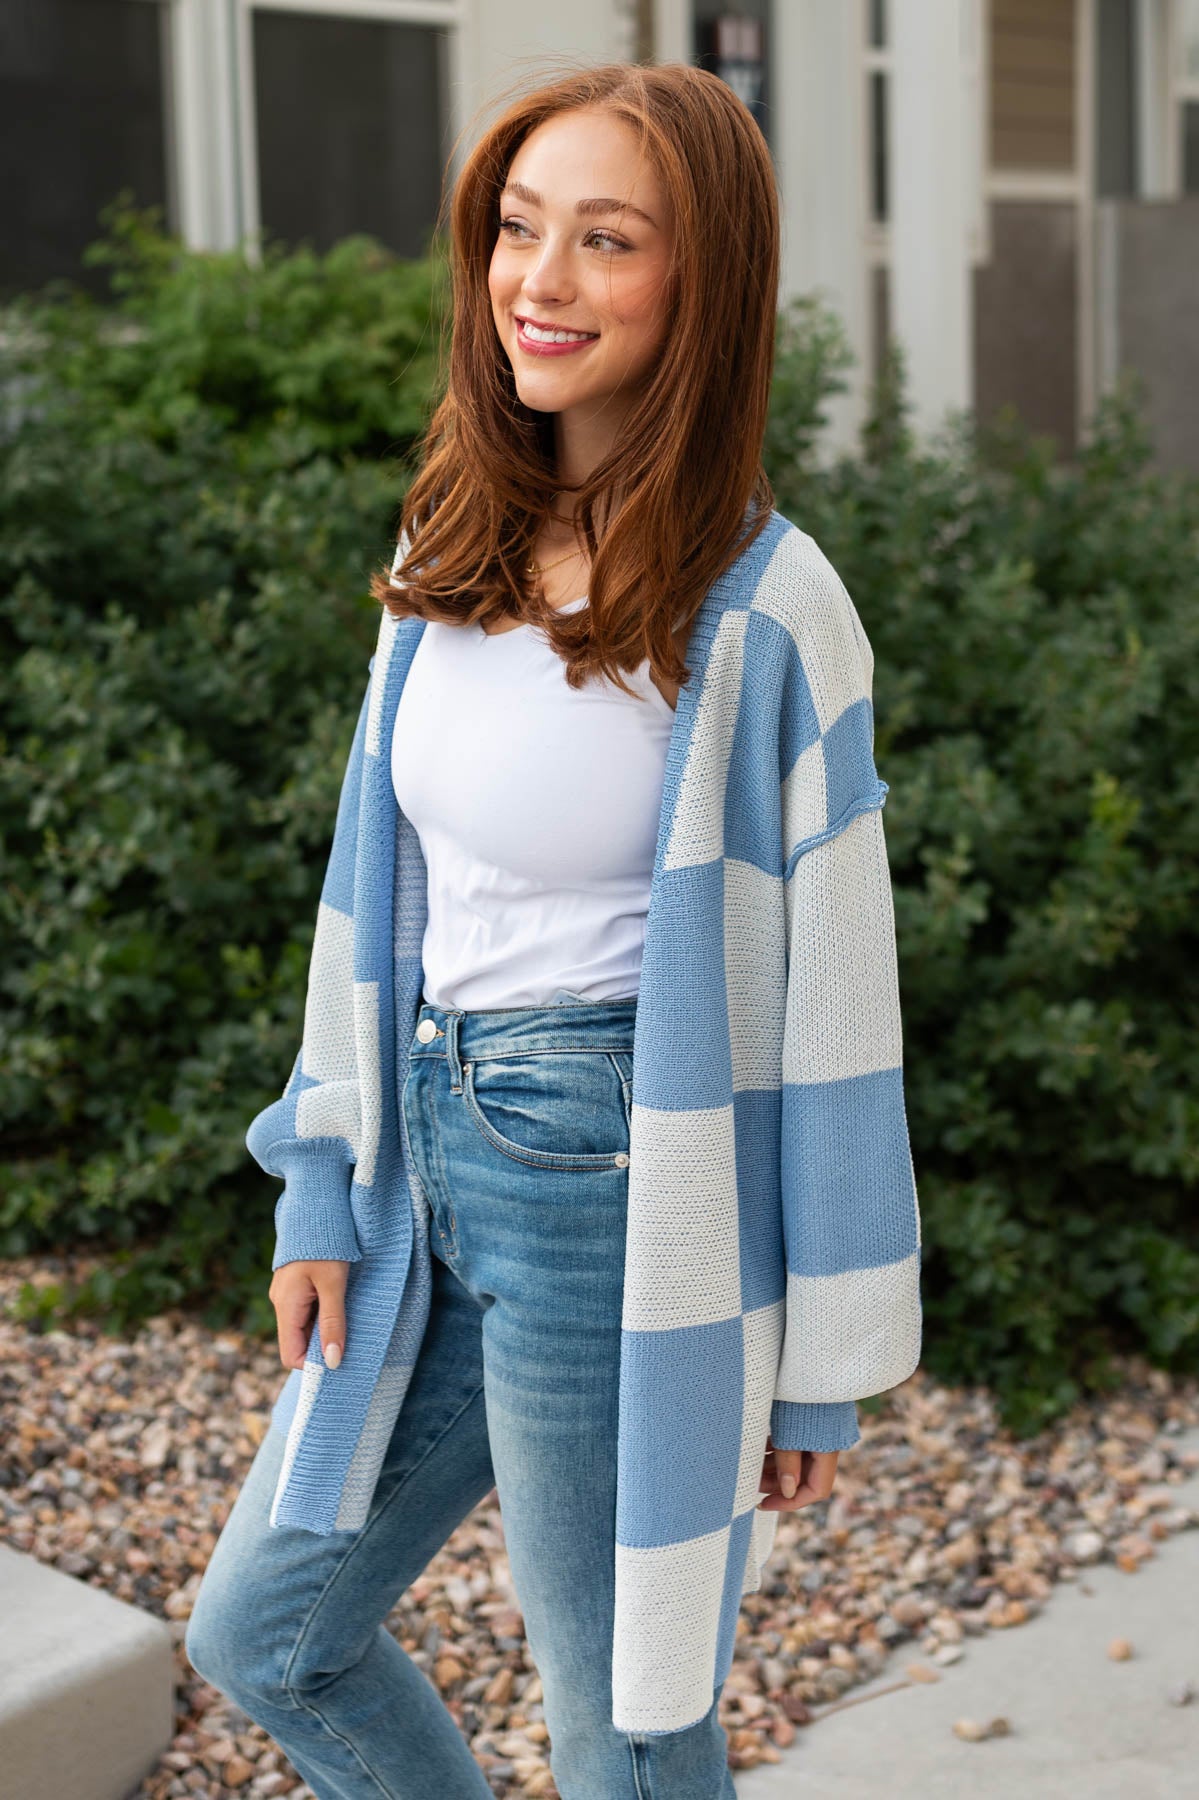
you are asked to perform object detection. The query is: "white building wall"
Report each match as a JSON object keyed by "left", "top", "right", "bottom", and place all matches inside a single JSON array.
[
  {"left": 889, "top": 0, "right": 973, "bottom": 441},
  {"left": 774, "top": 0, "right": 870, "bottom": 461},
  {"left": 454, "top": 0, "right": 638, "bottom": 158}
]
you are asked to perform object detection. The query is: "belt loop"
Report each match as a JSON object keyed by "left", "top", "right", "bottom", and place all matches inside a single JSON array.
[{"left": 445, "top": 1011, "right": 463, "bottom": 1091}]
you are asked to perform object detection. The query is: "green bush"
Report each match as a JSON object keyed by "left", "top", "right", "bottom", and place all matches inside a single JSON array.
[
  {"left": 0, "top": 206, "right": 443, "bottom": 1334},
  {"left": 790, "top": 351, "right": 1199, "bottom": 1433},
  {"left": 1, "top": 209, "right": 1196, "bottom": 1437}
]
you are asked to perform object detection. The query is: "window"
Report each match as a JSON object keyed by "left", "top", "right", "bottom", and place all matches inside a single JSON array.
[
  {"left": 1180, "top": 0, "right": 1199, "bottom": 189},
  {"left": 862, "top": 0, "right": 985, "bottom": 247},
  {"left": 0, "top": 0, "right": 172, "bottom": 298},
  {"left": 863, "top": 0, "right": 891, "bottom": 225},
  {"left": 1096, "top": 0, "right": 1138, "bottom": 196},
  {"left": 693, "top": 3, "right": 772, "bottom": 148},
  {"left": 249, "top": 6, "right": 450, "bottom": 260}
]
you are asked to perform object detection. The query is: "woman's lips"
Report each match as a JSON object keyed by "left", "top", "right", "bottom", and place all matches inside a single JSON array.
[{"left": 515, "top": 318, "right": 600, "bottom": 357}]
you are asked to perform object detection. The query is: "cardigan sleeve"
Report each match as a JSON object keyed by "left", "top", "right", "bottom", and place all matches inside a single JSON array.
[
  {"left": 769, "top": 547, "right": 922, "bottom": 1454},
  {"left": 245, "top": 667, "right": 373, "bottom": 1271},
  {"left": 245, "top": 539, "right": 408, "bottom": 1272}
]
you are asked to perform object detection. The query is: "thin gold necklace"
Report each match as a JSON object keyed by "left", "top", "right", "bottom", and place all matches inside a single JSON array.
[
  {"left": 527, "top": 544, "right": 583, "bottom": 576},
  {"left": 528, "top": 493, "right": 587, "bottom": 577}
]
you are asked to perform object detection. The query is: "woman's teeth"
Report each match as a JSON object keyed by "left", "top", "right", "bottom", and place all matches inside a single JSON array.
[{"left": 521, "top": 322, "right": 597, "bottom": 343}]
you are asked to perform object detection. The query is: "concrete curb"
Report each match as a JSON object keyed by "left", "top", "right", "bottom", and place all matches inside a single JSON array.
[{"left": 0, "top": 1540, "right": 175, "bottom": 1800}]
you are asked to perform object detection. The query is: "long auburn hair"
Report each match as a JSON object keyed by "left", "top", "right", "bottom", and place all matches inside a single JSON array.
[{"left": 369, "top": 59, "right": 780, "bottom": 697}]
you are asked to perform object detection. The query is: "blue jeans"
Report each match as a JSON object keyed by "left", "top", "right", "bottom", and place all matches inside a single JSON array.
[{"left": 186, "top": 992, "right": 737, "bottom": 1799}]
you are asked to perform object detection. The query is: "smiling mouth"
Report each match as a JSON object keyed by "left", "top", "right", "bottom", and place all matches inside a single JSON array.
[{"left": 516, "top": 317, "right": 600, "bottom": 344}]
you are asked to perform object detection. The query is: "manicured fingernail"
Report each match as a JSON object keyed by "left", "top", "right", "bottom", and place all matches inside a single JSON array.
[
  {"left": 780, "top": 1473, "right": 797, "bottom": 1498},
  {"left": 324, "top": 1343, "right": 342, "bottom": 1370}
]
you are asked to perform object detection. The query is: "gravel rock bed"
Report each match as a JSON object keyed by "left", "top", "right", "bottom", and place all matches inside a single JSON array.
[{"left": 2, "top": 1250, "right": 1197, "bottom": 1799}]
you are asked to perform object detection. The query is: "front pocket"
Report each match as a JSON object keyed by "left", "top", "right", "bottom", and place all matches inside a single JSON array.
[{"left": 462, "top": 1048, "right": 633, "bottom": 1171}]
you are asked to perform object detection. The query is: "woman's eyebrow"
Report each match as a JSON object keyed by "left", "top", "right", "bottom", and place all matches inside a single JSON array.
[{"left": 500, "top": 179, "right": 658, "bottom": 230}]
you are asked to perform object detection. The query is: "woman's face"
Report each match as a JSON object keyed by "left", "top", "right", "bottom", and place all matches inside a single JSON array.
[{"left": 488, "top": 108, "right": 674, "bottom": 434}]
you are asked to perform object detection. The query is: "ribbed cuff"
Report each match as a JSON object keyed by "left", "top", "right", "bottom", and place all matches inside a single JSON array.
[
  {"left": 770, "top": 1398, "right": 861, "bottom": 1453},
  {"left": 269, "top": 1147, "right": 363, "bottom": 1270}
]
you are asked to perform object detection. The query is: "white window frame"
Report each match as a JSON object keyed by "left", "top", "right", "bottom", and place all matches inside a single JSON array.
[
  {"left": 862, "top": 3, "right": 989, "bottom": 257},
  {"left": 861, "top": 0, "right": 990, "bottom": 336},
  {"left": 168, "top": 0, "right": 243, "bottom": 252},
  {"left": 960, "top": 0, "right": 992, "bottom": 265}
]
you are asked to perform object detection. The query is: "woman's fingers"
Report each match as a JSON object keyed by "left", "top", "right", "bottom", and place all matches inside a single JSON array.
[
  {"left": 314, "top": 1262, "right": 348, "bottom": 1369},
  {"left": 267, "top": 1260, "right": 349, "bottom": 1371},
  {"left": 757, "top": 1441, "right": 839, "bottom": 1511}
]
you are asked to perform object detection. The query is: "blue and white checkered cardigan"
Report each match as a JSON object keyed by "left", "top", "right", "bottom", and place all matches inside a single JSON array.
[{"left": 247, "top": 506, "right": 922, "bottom": 1736}]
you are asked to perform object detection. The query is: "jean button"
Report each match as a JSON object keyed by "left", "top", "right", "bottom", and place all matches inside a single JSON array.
[
  {"left": 416, "top": 1018, "right": 437, "bottom": 1043},
  {"left": 613, "top": 1151, "right": 630, "bottom": 1168}
]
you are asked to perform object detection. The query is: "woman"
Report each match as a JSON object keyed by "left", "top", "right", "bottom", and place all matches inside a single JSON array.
[{"left": 185, "top": 60, "right": 922, "bottom": 1800}]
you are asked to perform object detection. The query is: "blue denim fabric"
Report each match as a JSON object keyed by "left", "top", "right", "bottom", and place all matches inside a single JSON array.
[{"left": 186, "top": 993, "right": 737, "bottom": 1799}]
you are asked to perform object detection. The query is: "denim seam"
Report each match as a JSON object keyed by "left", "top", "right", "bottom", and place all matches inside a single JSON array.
[
  {"left": 608, "top": 1051, "right": 634, "bottom": 1135},
  {"left": 629, "top": 1735, "right": 653, "bottom": 1800},
  {"left": 285, "top": 1698, "right": 399, "bottom": 1800}
]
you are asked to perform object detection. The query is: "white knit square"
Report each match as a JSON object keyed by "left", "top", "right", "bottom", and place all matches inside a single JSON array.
[
  {"left": 782, "top": 806, "right": 902, "bottom": 1086},
  {"left": 663, "top": 608, "right": 748, "bottom": 870},
  {"left": 352, "top": 980, "right": 381, "bottom": 1189},
  {"left": 776, "top": 1252, "right": 923, "bottom": 1401},
  {"left": 336, "top": 1353, "right": 410, "bottom": 1530},
  {"left": 389, "top": 525, "right": 411, "bottom": 582},
  {"left": 270, "top": 1358, "right": 323, "bottom": 1528},
  {"left": 742, "top": 1501, "right": 780, "bottom": 1595},
  {"left": 724, "top": 858, "right": 787, "bottom": 1093},
  {"left": 613, "top": 1525, "right": 730, "bottom": 1733},
  {"left": 621, "top": 1104, "right": 742, "bottom": 1332},
  {"left": 781, "top": 733, "right": 831, "bottom": 857},
  {"left": 365, "top": 609, "right": 400, "bottom": 759},
  {"left": 302, "top": 902, "right": 357, "bottom": 1084},
  {"left": 733, "top": 1299, "right": 785, "bottom": 1513},
  {"left": 296, "top": 1078, "right": 361, "bottom": 1155},
  {"left": 750, "top": 528, "right": 872, "bottom": 734}
]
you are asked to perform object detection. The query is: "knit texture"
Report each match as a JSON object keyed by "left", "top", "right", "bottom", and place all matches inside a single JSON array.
[{"left": 246, "top": 507, "right": 922, "bottom": 1735}]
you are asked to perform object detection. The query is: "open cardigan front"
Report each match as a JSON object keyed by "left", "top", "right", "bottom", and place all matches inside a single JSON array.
[{"left": 246, "top": 506, "right": 923, "bottom": 1735}]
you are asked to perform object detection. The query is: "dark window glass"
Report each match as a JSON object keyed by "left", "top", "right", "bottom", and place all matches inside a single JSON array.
[
  {"left": 1096, "top": 0, "right": 1138, "bottom": 197},
  {"left": 0, "top": 0, "right": 171, "bottom": 299},
  {"left": 693, "top": 0, "right": 772, "bottom": 149},
  {"left": 252, "top": 9, "right": 449, "bottom": 260},
  {"left": 1184, "top": 101, "right": 1199, "bottom": 194},
  {"left": 870, "top": 259, "right": 889, "bottom": 390},
  {"left": 870, "top": 69, "right": 888, "bottom": 223}
]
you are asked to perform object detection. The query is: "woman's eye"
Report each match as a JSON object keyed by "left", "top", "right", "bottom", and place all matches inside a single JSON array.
[{"left": 497, "top": 219, "right": 627, "bottom": 253}]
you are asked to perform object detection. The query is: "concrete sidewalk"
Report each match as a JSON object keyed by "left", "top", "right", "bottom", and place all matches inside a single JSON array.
[{"left": 735, "top": 1424, "right": 1199, "bottom": 1800}]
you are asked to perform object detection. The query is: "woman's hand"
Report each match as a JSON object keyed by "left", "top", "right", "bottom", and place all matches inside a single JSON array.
[
  {"left": 756, "top": 1433, "right": 839, "bottom": 1511},
  {"left": 268, "top": 1260, "right": 350, "bottom": 1372}
]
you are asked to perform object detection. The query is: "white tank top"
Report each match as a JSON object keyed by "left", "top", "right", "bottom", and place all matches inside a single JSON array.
[{"left": 390, "top": 596, "right": 676, "bottom": 1009}]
